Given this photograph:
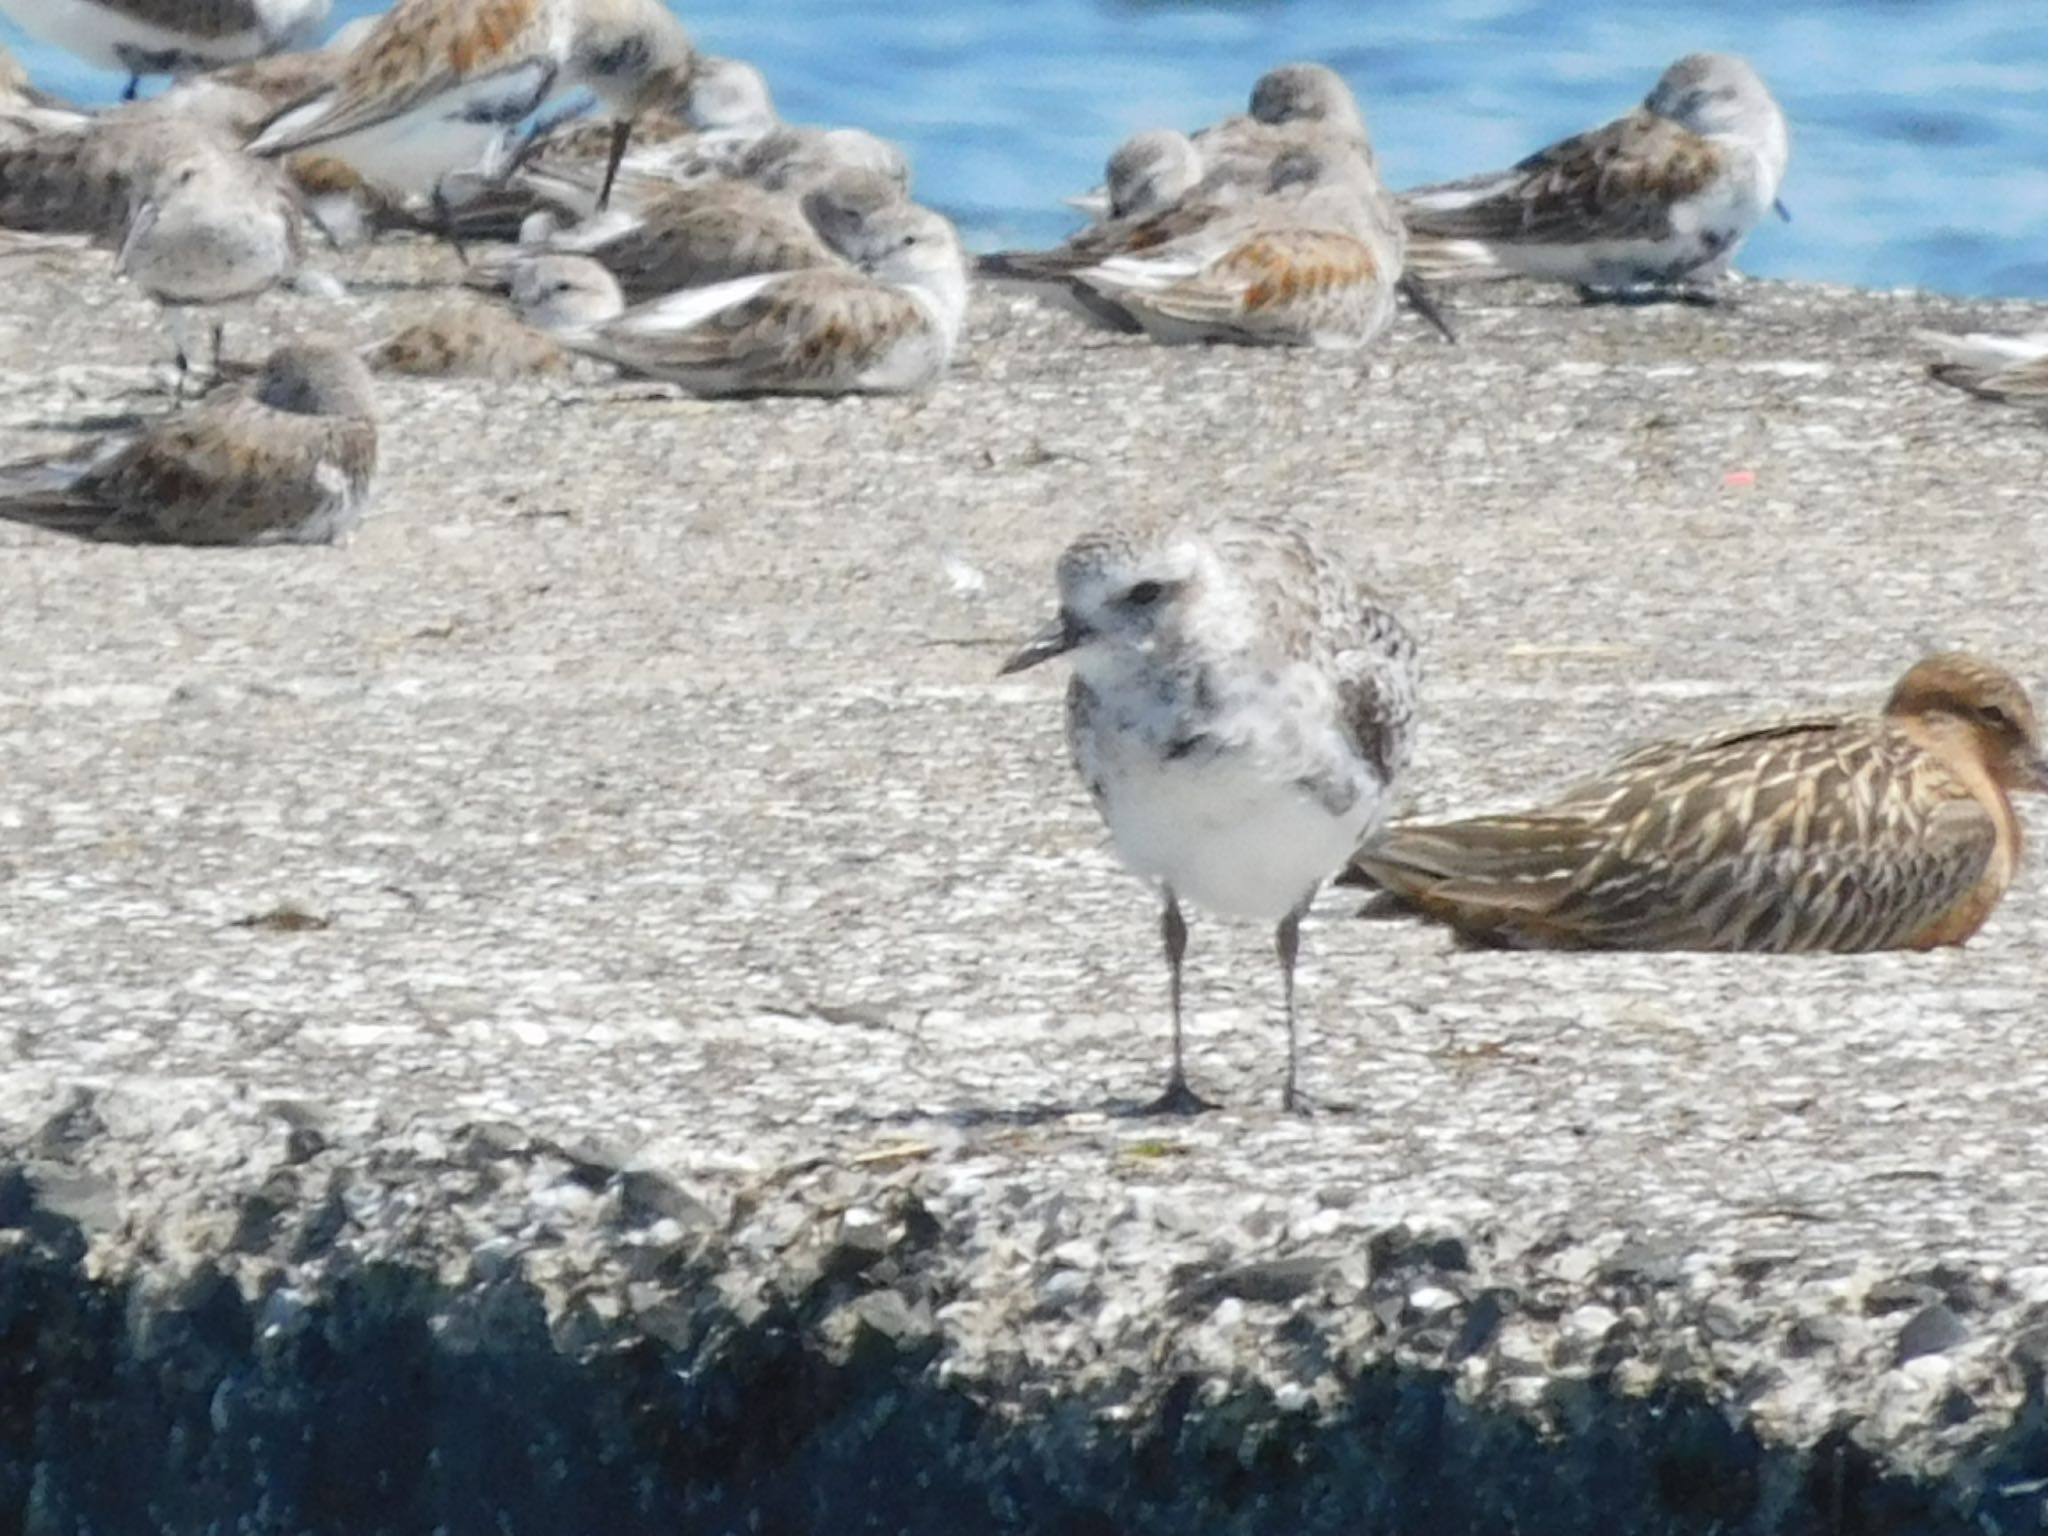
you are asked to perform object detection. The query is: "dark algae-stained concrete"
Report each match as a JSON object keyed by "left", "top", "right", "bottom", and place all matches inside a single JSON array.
[{"left": 1, "top": 236, "right": 2046, "bottom": 1532}]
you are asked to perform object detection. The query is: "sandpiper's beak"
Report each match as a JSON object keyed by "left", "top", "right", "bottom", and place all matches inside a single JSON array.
[
  {"left": 597, "top": 118, "right": 633, "bottom": 212},
  {"left": 1773, "top": 198, "right": 1792, "bottom": 223},
  {"left": 999, "top": 612, "right": 1081, "bottom": 675},
  {"left": 1397, "top": 272, "right": 1457, "bottom": 345}
]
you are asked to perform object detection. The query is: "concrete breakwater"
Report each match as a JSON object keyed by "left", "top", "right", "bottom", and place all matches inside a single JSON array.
[{"left": 1, "top": 236, "right": 2046, "bottom": 1531}]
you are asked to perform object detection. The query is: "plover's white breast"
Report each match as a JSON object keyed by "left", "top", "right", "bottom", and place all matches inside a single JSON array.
[
  {"left": 1096, "top": 748, "right": 1378, "bottom": 922},
  {"left": 1078, "top": 670, "right": 1386, "bottom": 922}
]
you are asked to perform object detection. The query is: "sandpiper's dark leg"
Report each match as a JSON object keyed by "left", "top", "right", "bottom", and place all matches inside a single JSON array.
[
  {"left": 431, "top": 180, "right": 469, "bottom": 266},
  {"left": 1397, "top": 273, "right": 1457, "bottom": 344},
  {"left": 209, "top": 318, "right": 225, "bottom": 381},
  {"left": 170, "top": 313, "right": 193, "bottom": 403},
  {"left": 597, "top": 119, "right": 633, "bottom": 213},
  {"left": 122, "top": 75, "right": 140, "bottom": 102},
  {"left": 1142, "top": 892, "right": 1217, "bottom": 1115},
  {"left": 1276, "top": 899, "right": 1313, "bottom": 1113}
]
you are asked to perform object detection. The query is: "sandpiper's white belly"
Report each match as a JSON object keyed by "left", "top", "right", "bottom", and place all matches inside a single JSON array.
[
  {"left": 1097, "top": 747, "right": 1378, "bottom": 922},
  {"left": 0, "top": 0, "right": 321, "bottom": 73},
  {"left": 311, "top": 110, "right": 507, "bottom": 198}
]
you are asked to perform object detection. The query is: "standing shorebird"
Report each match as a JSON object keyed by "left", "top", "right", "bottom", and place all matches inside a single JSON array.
[
  {"left": 0, "top": 0, "right": 331, "bottom": 100},
  {"left": 1350, "top": 654, "right": 2048, "bottom": 952},
  {"left": 0, "top": 341, "right": 378, "bottom": 545},
  {"left": 1002, "top": 517, "right": 1420, "bottom": 1113},
  {"left": 247, "top": 0, "right": 695, "bottom": 215},
  {"left": 117, "top": 140, "right": 304, "bottom": 393},
  {"left": 1399, "top": 52, "right": 1790, "bottom": 298}
]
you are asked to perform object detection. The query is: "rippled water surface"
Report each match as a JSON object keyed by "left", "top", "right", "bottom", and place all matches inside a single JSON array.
[{"left": 7, "top": 0, "right": 2046, "bottom": 296}]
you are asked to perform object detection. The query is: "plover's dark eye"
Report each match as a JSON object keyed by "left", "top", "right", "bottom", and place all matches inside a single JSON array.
[{"left": 1124, "top": 580, "right": 1166, "bottom": 608}]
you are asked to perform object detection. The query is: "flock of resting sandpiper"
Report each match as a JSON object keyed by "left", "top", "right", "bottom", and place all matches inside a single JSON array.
[{"left": 0, "top": 0, "right": 2042, "bottom": 1111}]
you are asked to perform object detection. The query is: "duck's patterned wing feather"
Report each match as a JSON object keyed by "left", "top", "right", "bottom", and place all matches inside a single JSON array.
[{"left": 1361, "top": 718, "right": 1998, "bottom": 951}]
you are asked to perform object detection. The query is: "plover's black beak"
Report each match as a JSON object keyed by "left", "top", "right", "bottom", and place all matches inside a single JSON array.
[
  {"left": 999, "top": 613, "right": 1080, "bottom": 675},
  {"left": 1773, "top": 198, "right": 1792, "bottom": 223}
]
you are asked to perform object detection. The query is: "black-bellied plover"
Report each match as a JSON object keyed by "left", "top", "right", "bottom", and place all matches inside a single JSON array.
[{"left": 1003, "top": 516, "right": 1420, "bottom": 1112}]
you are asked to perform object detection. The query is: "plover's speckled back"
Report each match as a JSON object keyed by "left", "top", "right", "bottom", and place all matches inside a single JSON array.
[
  {"left": 1351, "top": 655, "right": 2047, "bottom": 952},
  {"left": 1399, "top": 52, "right": 1790, "bottom": 296},
  {"left": 247, "top": 0, "right": 693, "bottom": 210},
  {"left": 1003, "top": 516, "right": 1420, "bottom": 1113},
  {"left": 0, "top": 0, "right": 331, "bottom": 99},
  {"left": 0, "top": 341, "right": 377, "bottom": 545}
]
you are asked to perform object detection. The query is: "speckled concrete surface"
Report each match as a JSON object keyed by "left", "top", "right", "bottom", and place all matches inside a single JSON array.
[{"left": 1, "top": 237, "right": 2046, "bottom": 1531}]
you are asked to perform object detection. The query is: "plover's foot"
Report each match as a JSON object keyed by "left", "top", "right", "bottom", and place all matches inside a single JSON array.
[{"left": 1140, "top": 1077, "right": 1222, "bottom": 1117}]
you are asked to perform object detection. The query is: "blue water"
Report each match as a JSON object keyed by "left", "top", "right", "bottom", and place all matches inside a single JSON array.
[{"left": 7, "top": 0, "right": 2048, "bottom": 297}]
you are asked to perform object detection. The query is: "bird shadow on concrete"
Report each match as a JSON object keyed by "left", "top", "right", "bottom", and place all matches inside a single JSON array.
[
  {"left": 20, "top": 410, "right": 153, "bottom": 435},
  {"left": 835, "top": 1099, "right": 1131, "bottom": 1131},
  {"left": 836, "top": 1090, "right": 1365, "bottom": 1129}
]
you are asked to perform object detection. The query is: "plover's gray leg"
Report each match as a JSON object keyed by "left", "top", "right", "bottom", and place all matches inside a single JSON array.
[
  {"left": 1144, "top": 892, "right": 1218, "bottom": 1115},
  {"left": 1275, "top": 898, "right": 1313, "bottom": 1113}
]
